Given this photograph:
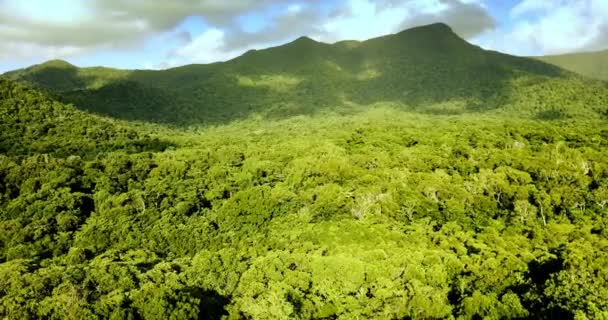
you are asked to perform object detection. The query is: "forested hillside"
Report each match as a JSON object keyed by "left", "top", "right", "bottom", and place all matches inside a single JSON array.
[
  {"left": 0, "top": 78, "right": 170, "bottom": 157},
  {"left": 537, "top": 49, "right": 608, "bottom": 81},
  {"left": 1, "top": 23, "right": 608, "bottom": 319},
  {"left": 5, "top": 23, "right": 608, "bottom": 124}
]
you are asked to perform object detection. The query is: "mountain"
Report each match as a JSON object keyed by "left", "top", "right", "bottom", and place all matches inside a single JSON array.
[
  {"left": 5, "top": 23, "right": 608, "bottom": 124},
  {"left": 536, "top": 49, "right": 608, "bottom": 81},
  {"left": 3, "top": 59, "right": 130, "bottom": 91},
  {"left": 0, "top": 77, "right": 170, "bottom": 157}
]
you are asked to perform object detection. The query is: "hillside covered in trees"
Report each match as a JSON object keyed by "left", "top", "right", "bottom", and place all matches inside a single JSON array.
[
  {"left": 1, "top": 23, "right": 608, "bottom": 319},
  {"left": 536, "top": 49, "right": 608, "bottom": 81}
]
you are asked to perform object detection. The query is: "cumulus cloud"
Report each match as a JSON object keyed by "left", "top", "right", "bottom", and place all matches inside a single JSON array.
[
  {"left": 0, "top": 0, "right": 288, "bottom": 62},
  {"left": 317, "top": 0, "right": 413, "bottom": 42},
  {"left": 320, "top": 0, "right": 494, "bottom": 41},
  {"left": 221, "top": 2, "right": 325, "bottom": 51},
  {"left": 0, "top": 42, "right": 86, "bottom": 61},
  {"left": 0, "top": 0, "right": 288, "bottom": 46},
  {"left": 475, "top": 0, "right": 608, "bottom": 56},
  {"left": 167, "top": 28, "right": 246, "bottom": 66},
  {"left": 399, "top": 0, "right": 496, "bottom": 38},
  {"left": 509, "top": 0, "right": 554, "bottom": 17}
]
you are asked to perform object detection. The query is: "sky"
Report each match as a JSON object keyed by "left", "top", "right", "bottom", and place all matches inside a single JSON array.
[{"left": 0, "top": 0, "right": 607, "bottom": 72}]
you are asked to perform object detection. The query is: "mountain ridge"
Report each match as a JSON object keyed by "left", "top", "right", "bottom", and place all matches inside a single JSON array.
[
  {"left": 34, "top": 59, "right": 76, "bottom": 69},
  {"left": 3, "top": 23, "right": 607, "bottom": 125},
  {"left": 1, "top": 23, "right": 484, "bottom": 74}
]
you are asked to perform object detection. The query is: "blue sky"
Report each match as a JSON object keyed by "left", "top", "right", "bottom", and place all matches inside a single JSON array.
[{"left": 1, "top": 0, "right": 607, "bottom": 72}]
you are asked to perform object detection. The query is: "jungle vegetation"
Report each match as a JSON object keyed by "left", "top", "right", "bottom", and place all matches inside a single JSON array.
[{"left": 1, "top": 23, "right": 608, "bottom": 319}]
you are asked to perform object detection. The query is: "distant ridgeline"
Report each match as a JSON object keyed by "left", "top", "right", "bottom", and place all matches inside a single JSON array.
[
  {"left": 4, "top": 23, "right": 608, "bottom": 125},
  {"left": 535, "top": 49, "right": 608, "bottom": 81}
]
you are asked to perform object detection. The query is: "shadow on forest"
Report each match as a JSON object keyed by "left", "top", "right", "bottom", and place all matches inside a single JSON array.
[
  {"left": 185, "top": 288, "right": 230, "bottom": 320},
  {"left": 511, "top": 248, "right": 574, "bottom": 319},
  {"left": 446, "top": 246, "right": 575, "bottom": 319},
  {"left": 534, "top": 110, "right": 570, "bottom": 121}
]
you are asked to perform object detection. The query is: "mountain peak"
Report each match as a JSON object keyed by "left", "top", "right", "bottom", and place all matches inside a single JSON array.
[
  {"left": 291, "top": 36, "right": 320, "bottom": 45},
  {"left": 398, "top": 22, "right": 455, "bottom": 36},
  {"left": 295, "top": 35, "right": 314, "bottom": 41},
  {"left": 37, "top": 59, "right": 75, "bottom": 69},
  {"left": 423, "top": 22, "right": 453, "bottom": 31}
]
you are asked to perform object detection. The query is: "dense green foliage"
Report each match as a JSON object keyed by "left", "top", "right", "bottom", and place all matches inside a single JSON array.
[
  {"left": 1, "top": 23, "right": 608, "bottom": 319},
  {"left": 5, "top": 24, "right": 608, "bottom": 125},
  {"left": 537, "top": 49, "right": 608, "bottom": 81},
  {"left": 0, "top": 78, "right": 171, "bottom": 157}
]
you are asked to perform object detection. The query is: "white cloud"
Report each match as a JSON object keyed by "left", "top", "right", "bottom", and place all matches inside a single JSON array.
[
  {"left": 316, "top": 0, "right": 494, "bottom": 42},
  {"left": 476, "top": 0, "right": 608, "bottom": 56},
  {"left": 171, "top": 29, "right": 234, "bottom": 65},
  {"left": 286, "top": 3, "right": 304, "bottom": 15},
  {"left": 317, "top": 0, "right": 412, "bottom": 42},
  {"left": 3, "top": 0, "right": 93, "bottom": 25},
  {"left": 0, "top": 0, "right": 289, "bottom": 62},
  {"left": 164, "top": 28, "right": 277, "bottom": 68},
  {"left": 510, "top": 0, "right": 554, "bottom": 17},
  {"left": 0, "top": 41, "right": 87, "bottom": 61}
]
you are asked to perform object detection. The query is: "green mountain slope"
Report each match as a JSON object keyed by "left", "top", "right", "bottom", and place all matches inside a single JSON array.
[
  {"left": 3, "top": 59, "right": 130, "bottom": 91},
  {"left": 0, "top": 78, "right": 171, "bottom": 157},
  {"left": 536, "top": 49, "right": 608, "bottom": 81},
  {"left": 5, "top": 23, "right": 608, "bottom": 124}
]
